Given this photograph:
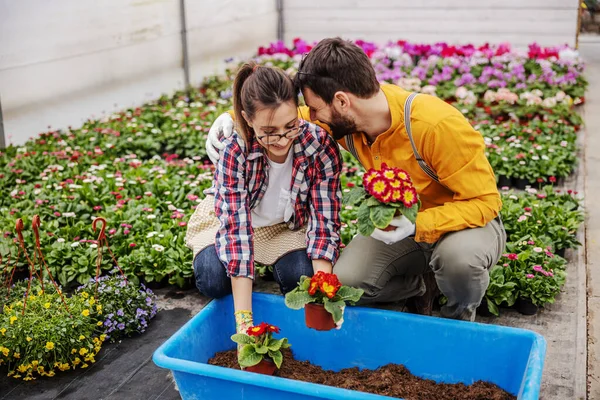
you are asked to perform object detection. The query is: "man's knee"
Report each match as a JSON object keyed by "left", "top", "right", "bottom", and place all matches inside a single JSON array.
[{"left": 431, "top": 241, "right": 489, "bottom": 279}]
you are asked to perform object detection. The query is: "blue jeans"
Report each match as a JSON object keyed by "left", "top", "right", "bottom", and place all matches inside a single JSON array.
[{"left": 193, "top": 245, "right": 313, "bottom": 298}]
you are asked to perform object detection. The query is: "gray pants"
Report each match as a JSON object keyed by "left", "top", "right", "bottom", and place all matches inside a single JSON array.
[{"left": 334, "top": 217, "right": 506, "bottom": 321}]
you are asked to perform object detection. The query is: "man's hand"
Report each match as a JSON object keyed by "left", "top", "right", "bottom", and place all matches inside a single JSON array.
[
  {"left": 206, "top": 113, "right": 234, "bottom": 164},
  {"left": 370, "top": 216, "right": 416, "bottom": 245}
]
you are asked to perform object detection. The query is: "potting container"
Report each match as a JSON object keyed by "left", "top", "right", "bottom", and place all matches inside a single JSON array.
[
  {"left": 305, "top": 302, "right": 336, "bottom": 331},
  {"left": 153, "top": 293, "right": 546, "bottom": 400}
]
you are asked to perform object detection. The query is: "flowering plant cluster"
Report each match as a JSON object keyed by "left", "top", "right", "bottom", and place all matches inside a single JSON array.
[
  {"left": 230, "top": 322, "right": 290, "bottom": 369},
  {"left": 343, "top": 164, "right": 419, "bottom": 236},
  {"left": 0, "top": 279, "right": 104, "bottom": 380},
  {"left": 285, "top": 272, "right": 363, "bottom": 323},
  {"left": 75, "top": 273, "right": 158, "bottom": 342}
]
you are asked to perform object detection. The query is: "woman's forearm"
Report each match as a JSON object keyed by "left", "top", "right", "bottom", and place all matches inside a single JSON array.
[
  {"left": 312, "top": 259, "right": 333, "bottom": 274},
  {"left": 231, "top": 276, "right": 253, "bottom": 312}
]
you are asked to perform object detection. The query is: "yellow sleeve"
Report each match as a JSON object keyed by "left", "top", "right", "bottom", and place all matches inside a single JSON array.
[{"left": 414, "top": 114, "right": 502, "bottom": 243}]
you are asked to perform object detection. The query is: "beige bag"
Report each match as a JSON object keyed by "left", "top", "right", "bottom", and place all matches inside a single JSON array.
[{"left": 185, "top": 195, "right": 307, "bottom": 265}]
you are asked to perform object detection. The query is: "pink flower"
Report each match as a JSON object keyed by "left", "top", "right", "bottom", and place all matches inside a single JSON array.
[
  {"left": 524, "top": 207, "right": 532, "bottom": 212},
  {"left": 532, "top": 265, "right": 543, "bottom": 272},
  {"left": 129, "top": 243, "right": 136, "bottom": 248},
  {"left": 545, "top": 250, "right": 554, "bottom": 258},
  {"left": 517, "top": 215, "right": 527, "bottom": 222},
  {"left": 503, "top": 263, "right": 509, "bottom": 267},
  {"left": 527, "top": 240, "right": 535, "bottom": 245},
  {"left": 179, "top": 222, "right": 187, "bottom": 227},
  {"left": 537, "top": 194, "right": 547, "bottom": 199},
  {"left": 93, "top": 206, "right": 102, "bottom": 211},
  {"left": 506, "top": 253, "right": 518, "bottom": 260},
  {"left": 54, "top": 212, "right": 61, "bottom": 217},
  {"left": 526, "top": 274, "right": 535, "bottom": 279},
  {"left": 124, "top": 229, "right": 130, "bottom": 235},
  {"left": 187, "top": 194, "right": 199, "bottom": 202},
  {"left": 108, "top": 229, "right": 117, "bottom": 235}
]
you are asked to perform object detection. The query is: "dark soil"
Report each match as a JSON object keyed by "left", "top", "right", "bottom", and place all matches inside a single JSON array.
[{"left": 208, "top": 349, "right": 515, "bottom": 400}]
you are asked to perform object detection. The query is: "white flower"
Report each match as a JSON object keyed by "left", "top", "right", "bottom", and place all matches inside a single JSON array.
[
  {"left": 34, "top": 189, "right": 41, "bottom": 195},
  {"left": 147, "top": 232, "right": 158, "bottom": 238},
  {"left": 509, "top": 195, "right": 518, "bottom": 200},
  {"left": 158, "top": 234, "right": 164, "bottom": 238},
  {"left": 152, "top": 244, "right": 165, "bottom": 252},
  {"left": 559, "top": 48, "right": 579, "bottom": 62},
  {"left": 533, "top": 247, "right": 543, "bottom": 253},
  {"left": 560, "top": 141, "right": 568, "bottom": 147},
  {"left": 542, "top": 97, "right": 557, "bottom": 108},
  {"left": 519, "top": 161, "right": 526, "bottom": 165},
  {"left": 83, "top": 179, "right": 92, "bottom": 184},
  {"left": 63, "top": 212, "right": 76, "bottom": 218},
  {"left": 532, "top": 156, "right": 539, "bottom": 161},
  {"left": 168, "top": 205, "right": 177, "bottom": 211},
  {"left": 71, "top": 242, "right": 80, "bottom": 248},
  {"left": 89, "top": 137, "right": 96, "bottom": 142},
  {"left": 147, "top": 215, "right": 157, "bottom": 219},
  {"left": 542, "top": 155, "right": 549, "bottom": 160},
  {"left": 90, "top": 244, "right": 98, "bottom": 249},
  {"left": 57, "top": 238, "right": 65, "bottom": 243}
]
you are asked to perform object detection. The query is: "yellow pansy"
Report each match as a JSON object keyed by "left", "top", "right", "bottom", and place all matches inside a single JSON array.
[
  {"left": 0, "top": 328, "right": 6, "bottom": 335},
  {"left": 79, "top": 335, "right": 85, "bottom": 341},
  {"left": 81, "top": 309, "right": 90, "bottom": 317},
  {"left": 79, "top": 348, "right": 88, "bottom": 356},
  {"left": 81, "top": 292, "right": 89, "bottom": 299},
  {"left": 44, "top": 302, "right": 51, "bottom": 309},
  {"left": 45, "top": 342, "right": 55, "bottom": 350},
  {"left": 26, "top": 336, "right": 32, "bottom": 342},
  {"left": 13, "top": 352, "right": 20, "bottom": 359},
  {"left": 97, "top": 321, "right": 103, "bottom": 326},
  {"left": 89, "top": 297, "right": 95, "bottom": 305},
  {"left": 9, "top": 316, "right": 17, "bottom": 325}
]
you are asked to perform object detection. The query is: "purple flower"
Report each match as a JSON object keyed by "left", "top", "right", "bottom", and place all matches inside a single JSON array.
[
  {"left": 104, "top": 319, "right": 113, "bottom": 327},
  {"left": 107, "top": 313, "right": 114, "bottom": 319},
  {"left": 146, "top": 297, "right": 153, "bottom": 306},
  {"left": 119, "top": 280, "right": 127, "bottom": 288},
  {"left": 118, "top": 323, "right": 125, "bottom": 330},
  {"left": 117, "top": 309, "right": 124, "bottom": 317}
]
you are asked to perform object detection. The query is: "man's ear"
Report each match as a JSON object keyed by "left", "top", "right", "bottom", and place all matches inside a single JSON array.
[
  {"left": 334, "top": 91, "right": 351, "bottom": 111},
  {"left": 241, "top": 110, "right": 253, "bottom": 128}
]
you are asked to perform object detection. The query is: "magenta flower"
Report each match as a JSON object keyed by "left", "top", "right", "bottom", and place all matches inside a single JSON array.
[
  {"left": 179, "top": 222, "right": 187, "bottom": 227},
  {"left": 129, "top": 243, "right": 136, "bottom": 248},
  {"left": 526, "top": 274, "right": 535, "bottom": 279},
  {"left": 532, "top": 265, "right": 543, "bottom": 272}
]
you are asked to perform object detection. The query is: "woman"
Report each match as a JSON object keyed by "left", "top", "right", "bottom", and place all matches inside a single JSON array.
[{"left": 185, "top": 62, "right": 342, "bottom": 334}]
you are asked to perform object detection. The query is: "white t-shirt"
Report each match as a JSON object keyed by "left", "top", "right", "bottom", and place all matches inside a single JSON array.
[{"left": 251, "top": 150, "right": 294, "bottom": 228}]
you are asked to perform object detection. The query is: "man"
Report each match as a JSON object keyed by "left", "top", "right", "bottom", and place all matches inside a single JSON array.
[{"left": 206, "top": 37, "right": 506, "bottom": 321}]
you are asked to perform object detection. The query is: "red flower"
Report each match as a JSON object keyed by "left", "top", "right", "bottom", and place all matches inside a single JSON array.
[
  {"left": 346, "top": 182, "right": 355, "bottom": 188},
  {"left": 247, "top": 323, "right": 268, "bottom": 337},
  {"left": 267, "top": 324, "right": 280, "bottom": 333},
  {"left": 394, "top": 168, "right": 411, "bottom": 182},
  {"left": 549, "top": 176, "right": 557, "bottom": 183},
  {"left": 401, "top": 186, "right": 418, "bottom": 208},
  {"left": 362, "top": 169, "right": 379, "bottom": 187},
  {"left": 506, "top": 253, "right": 518, "bottom": 260},
  {"left": 366, "top": 177, "right": 390, "bottom": 201}
]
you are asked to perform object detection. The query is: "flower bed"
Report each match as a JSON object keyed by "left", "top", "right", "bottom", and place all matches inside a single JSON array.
[{"left": 0, "top": 38, "right": 586, "bottom": 316}]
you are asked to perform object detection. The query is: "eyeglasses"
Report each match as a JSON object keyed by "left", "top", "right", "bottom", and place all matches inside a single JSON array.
[{"left": 256, "top": 124, "right": 303, "bottom": 145}]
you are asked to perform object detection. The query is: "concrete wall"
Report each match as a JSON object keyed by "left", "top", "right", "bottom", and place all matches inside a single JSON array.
[
  {"left": 283, "top": 0, "right": 579, "bottom": 49},
  {"left": 0, "top": 0, "right": 278, "bottom": 146}
]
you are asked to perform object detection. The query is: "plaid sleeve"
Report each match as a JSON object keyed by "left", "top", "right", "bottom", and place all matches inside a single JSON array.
[
  {"left": 213, "top": 137, "right": 254, "bottom": 279},
  {"left": 306, "top": 126, "right": 342, "bottom": 264}
]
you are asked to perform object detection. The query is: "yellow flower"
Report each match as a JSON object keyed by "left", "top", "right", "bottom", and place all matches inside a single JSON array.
[
  {"left": 37, "top": 289, "right": 43, "bottom": 296},
  {"left": 17, "top": 365, "right": 28, "bottom": 373},
  {"left": 98, "top": 311, "right": 102, "bottom": 315},
  {"left": 13, "top": 374, "right": 21, "bottom": 379},
  {"left": 89, "top": 297, "right": 95, "bottom": 305},
  {"left": 46, "top": 370, "right": 55, "bottom": 377},
  {"left": 100, "top": 334, "right": 107, "bottom": 342},
  {"left": 1, "top": 347, "right": 9, "bottom": 357},
  {"left": 23, "top": 376, "right": 33, "bottom": 381},
  {"left": 97, "top": 321, "right": 103, "bottom": 326},
  {"left": 26, "top": 337, "right": 32, "bottom": 342},
  {"left": 72, "top": 357, "right": 81, "bottom": 366},
  {"left": 0, "top": 328, "right": 6, "bottom": 335},
  {"left": 44, "top": 302, "right": 51, "bottom": 309},
  {"left": 13, "top": 352, "right": 20, "bottom": 359},
  {"left": 79, "top": 335, "right": 86, "bottom": 341},
  {"left": 45, "top": 342, "right": 55, "bottom": 350},
  {"left": 31, "top": 360, "right": 39, "bottom": 368},
  {"left": 37, "top": 366, "right": 45, "bottom": 373},
  {"left": 81, "top": 363, "right": 89, "bottom": 369},
  {"left": 96, "top": 305, "right": 102, "bottom": 312},
  {"left": 9, "top": 316, "right": 17, "bottom": 325},
  {"left": 71, "top": 349, "right": 77, "bottom": 354},
  {"left": 81, "top": 309, "right": 90, "bottom": 317},
  {"left": 79, "top": 348, "right": 88, "bottom": 356},
  {"left": 81, "top": 292, "right": 89, "bottom": 299}
]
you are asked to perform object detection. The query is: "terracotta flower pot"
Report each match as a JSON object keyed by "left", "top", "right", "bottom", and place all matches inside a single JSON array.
[
  {"left": 245, "top": 358, "right": 277, "bottom": 375},
  {"left": 305, "top": 302, "right": 336, "bottom": 331}
]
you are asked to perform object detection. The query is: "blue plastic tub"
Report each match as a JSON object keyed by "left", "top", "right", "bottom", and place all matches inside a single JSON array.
[{"left": 153, "top": 293, "right": 546, "bottom": 400}]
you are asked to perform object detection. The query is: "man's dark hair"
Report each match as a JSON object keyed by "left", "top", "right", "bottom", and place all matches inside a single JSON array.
[{"left": 294, "top": 37, "right": 380, "bottom": 104}]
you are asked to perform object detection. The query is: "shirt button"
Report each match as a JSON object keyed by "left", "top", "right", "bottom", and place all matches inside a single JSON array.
[{"left": 374, "top": 156, "right": 379, "bottom": 160}]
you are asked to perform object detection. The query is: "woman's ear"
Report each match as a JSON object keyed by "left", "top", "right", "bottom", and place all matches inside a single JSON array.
[
  {"left": 334, "top": 91, "right": 351, "bottom": 111},
  {"left": 241, "top": 110, "right": 253, "bottom": 128}
]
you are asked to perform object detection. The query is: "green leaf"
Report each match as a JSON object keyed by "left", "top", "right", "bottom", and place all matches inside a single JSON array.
[
  {"left": 230, "top": 334, "right": 254, "bottom": 345},
  {"left": 370, "top": 206, "right": 396, "bottom": 229},
  {"left": 268, "top": 350, "right": 283, "bottom": 369},
  {"left": 299, "top": 276, "right": 311, "bottom": 291},
  {"left": 335, "top": 286, "right": 364, "bottom": 304},
  {"left": 238, "top": 344, "right": 262, "bottom": 367},
  {"left": 267, "top": 338, "right": 284, "bottom": 352},
  {"left": 323, "top": 298, "right": 345, "bottom": 323},
  {"left": 255, "top": 344, "right": 269, "bottom": 354},
  {"left": 487, "top": 299, "right": 500, "bottom": 316},
  {"left": 399, "top": 204, "right": 418, "bottom": 224},
  {"left": 357, "top": 202, "right": 375, "bottom": 236},
  {"left": 343, "top": 187, "right": 367, "bottom": 206},
  {"left": 365, "top": 197, "right": 381, "bottom": 207},
  {"left": 284, "top": 291, "right": 314, "bottom": 309}
]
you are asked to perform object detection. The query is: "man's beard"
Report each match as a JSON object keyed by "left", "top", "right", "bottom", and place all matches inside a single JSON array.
[{"left": 329, "top": 109, "right": 358, "bottom": 141}]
